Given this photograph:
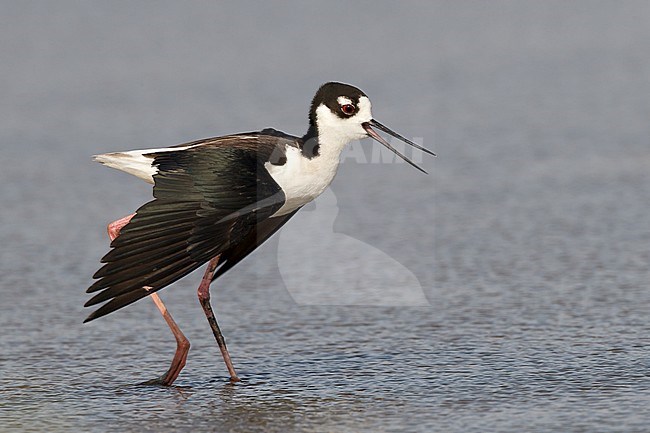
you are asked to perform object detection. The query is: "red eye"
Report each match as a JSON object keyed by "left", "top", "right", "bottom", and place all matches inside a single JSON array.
[{"left": 341, "top": 104, "right": 355, "bottom": 115}]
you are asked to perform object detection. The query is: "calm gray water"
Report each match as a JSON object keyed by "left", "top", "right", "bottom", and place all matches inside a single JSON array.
[{"left": 1, "top": 2, "right": 649, "bottom": 432}]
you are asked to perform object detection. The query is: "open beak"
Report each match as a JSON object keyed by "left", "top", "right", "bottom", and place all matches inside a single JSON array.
[{"left": 362, "top": 119, "right": 436, "bottom": 174}]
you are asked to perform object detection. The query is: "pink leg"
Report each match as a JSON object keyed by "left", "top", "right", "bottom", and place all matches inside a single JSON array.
[
  {"left": 108, "top": 213, "right": 190, "bottom": 386},
  {"left": 197, "top": 256, "right": 240, "bottom": 382}
]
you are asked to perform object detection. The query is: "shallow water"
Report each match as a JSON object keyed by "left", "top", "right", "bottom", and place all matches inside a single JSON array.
[{"left": 1, "top": 2, "right": 649, "bottom": 432}]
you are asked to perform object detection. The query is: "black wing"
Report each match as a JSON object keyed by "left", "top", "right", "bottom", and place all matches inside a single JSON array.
[
  {"left": 84, "top": 139, "right": 289, "bottom": 322},
  {"left": 214, "top": 208, "right": 301, "bottom": 279}
]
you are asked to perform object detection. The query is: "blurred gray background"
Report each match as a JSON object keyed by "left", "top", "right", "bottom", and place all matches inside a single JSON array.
[{"left": 1, "top": 2, "right": 649, "bottom": 432}]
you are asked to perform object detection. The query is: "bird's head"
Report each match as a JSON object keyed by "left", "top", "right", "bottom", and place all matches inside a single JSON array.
[{"left": 307, "top": 82, "right": 435, "bottom": 172}]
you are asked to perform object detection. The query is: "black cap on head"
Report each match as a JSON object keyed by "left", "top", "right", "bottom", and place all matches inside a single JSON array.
[
  {"left": 303, "top": 81, "right": 436, "bottom": 172},
  {"left": 308, "top": 82, "right": 367, "bottom": 126}
]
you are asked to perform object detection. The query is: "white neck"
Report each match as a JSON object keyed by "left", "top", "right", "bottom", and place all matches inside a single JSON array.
[{"left": 266, "top": 96, "right": 373, "bottom": 216}]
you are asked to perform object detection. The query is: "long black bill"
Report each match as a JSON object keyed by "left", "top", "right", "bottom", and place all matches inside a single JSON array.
[{"left": 362, "top": 119, "right": 436, "bottom": 174}]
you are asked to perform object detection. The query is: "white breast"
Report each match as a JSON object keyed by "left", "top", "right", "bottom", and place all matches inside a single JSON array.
[{"left": 266, "top": 145, "right": 341, "bottom": 216}]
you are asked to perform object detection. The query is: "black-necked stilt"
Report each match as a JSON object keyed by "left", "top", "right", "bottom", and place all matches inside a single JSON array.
[{"left": 85, "top": 82, "right": 436, "bottom": 385}]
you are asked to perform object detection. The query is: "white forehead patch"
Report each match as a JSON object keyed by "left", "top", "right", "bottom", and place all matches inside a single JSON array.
[{"left": 337, "top": 96, "right": 353, "bottom": 106}]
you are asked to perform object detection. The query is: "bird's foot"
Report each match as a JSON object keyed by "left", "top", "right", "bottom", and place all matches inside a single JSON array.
[
  {"left": 139, "top": 372, "right": 174, "bottom": 387},
  {"left": 229, "top": 375, "right": 242, "bottom": 384}
]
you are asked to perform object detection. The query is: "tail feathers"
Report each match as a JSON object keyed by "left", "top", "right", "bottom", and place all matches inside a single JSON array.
[
  {"left": 93, "top": 151, "right": 157, "bottom": 184},
  {"left": 93, "top": 143, "right": 202, "bottom": 184}
]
